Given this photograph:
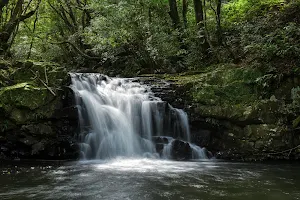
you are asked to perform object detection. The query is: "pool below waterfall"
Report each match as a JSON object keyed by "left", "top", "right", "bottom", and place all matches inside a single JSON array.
[{"left": 1, "top": 159, "right": 300, "bottom": 200}]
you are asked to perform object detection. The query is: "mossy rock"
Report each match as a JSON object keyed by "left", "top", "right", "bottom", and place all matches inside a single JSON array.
[
  {"left": 11, "top": 61, "right": 66, "bottom": 87},
  {"left": 244, "top": 124, "right": 282, "bottom": 140},
  {"left": 0, "top": 60, "right": 67, "bottom": 125},
  {"left": 161, "top": 64, "right": 262, "bottom": 106},
  {"left": 194, "top": 104, "right": 249, "bottom": 121},
  {"left": 248, "top": 99, "right": 283, "bottom": 124},
  {"left": 193, "top": 99, "right": 284, "bottom": 124},
  {"left": 0, "top": 83, "right": 54, "bottom": 111},
  {"left": 243, "top": 124, "right": 288, "bottom": 150},
  {"left": 5, "top": 95, "right": 61, "bottom": 124},
  {"left": 192, "top": 81, "right": 257, "bottom": 105}
]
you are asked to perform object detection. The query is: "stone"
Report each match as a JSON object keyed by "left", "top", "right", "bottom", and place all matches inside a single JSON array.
[
  {"left": 21, "top": 124, "right": 53, "bottom": 135},
  {"left": 171, "top": 139, "right": 192, "bottom": 160},
  {"left": 31, "top": 142, "right": 45, "bottom": 155},
  {"left": 153, "top": 136, "right": 169, "bottom": 144},
  {"left": 10, "top": 108, "right": 26, "bottom": 124}
]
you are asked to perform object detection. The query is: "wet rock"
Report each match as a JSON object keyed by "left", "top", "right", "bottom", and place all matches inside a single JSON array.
[
  {"left": 171, "top": 139, "right": 192, "bottom": 160},
  {"left": 153, "top": 136, "right": 169, "bottom": 144},
  {"left": 155, "top": 143, "right": 164, "bottom": 154}
]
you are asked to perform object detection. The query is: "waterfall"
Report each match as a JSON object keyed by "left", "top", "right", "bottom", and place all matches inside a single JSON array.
[{"left": 70, "top": 73, "right": 208, "bottom": 160}]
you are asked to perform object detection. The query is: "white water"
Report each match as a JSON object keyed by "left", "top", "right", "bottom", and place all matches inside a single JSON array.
[{"left": 70, "top": 73, "right": 207, "bottom": 160}]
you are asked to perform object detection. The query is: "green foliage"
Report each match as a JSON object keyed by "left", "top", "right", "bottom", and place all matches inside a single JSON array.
[
  {"left": 223, "top": 0, "right": 284, "bottom": 24},
  {"left": 222, "top": 1, "right": 300, "bottom": 73},
  {"left": 11, "top": 1, "right": 64, "bottom": 61},
  {"left": 2, "top": 0, "right": 300, "bottom": 76},
  {"left": 191, "top": 66, "right": 262, "bottom": 105},
  {"left": 84, "top": 0, "right": 183, "bottom": 74},
  {"left": 163, "top": 64, "right": 262, "bottom": 105},
  {"left": 241, "top": 20, "right": 300, "bottom": 70}
]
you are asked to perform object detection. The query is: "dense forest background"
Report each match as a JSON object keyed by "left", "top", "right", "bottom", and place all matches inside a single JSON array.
[{"left": 0, "top": 0, "right": 299, "bottom": 76}]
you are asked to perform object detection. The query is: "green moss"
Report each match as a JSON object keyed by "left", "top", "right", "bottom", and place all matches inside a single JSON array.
[
  {"left": 0, "top": 83, "right": 52, "bottom": 111},
  {"left": 0, "top": 82, "right": 31, "bottom": 94},
  {"left": 0, "top": 60, "right": 66, "bottom": 125},
  {"left": 11, "top": 61, "right": 66, "bottom": 86},
  {"left": 161, "top": 64, "right": 262, "bottom": 106},
  {"left": 223, "top": 0, "right": 285, "bottom": 24},
  {"left": 10, "top": 108, "right": 27, "bottom": 124}
]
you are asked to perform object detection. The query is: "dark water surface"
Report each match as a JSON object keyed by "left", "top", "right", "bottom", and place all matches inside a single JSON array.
[{"left": 0, "top": 159, "right": 300, "bottom": 200}]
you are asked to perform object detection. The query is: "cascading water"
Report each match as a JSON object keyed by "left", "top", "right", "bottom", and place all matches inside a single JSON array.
[{"left": 70, "top": 73, "right": 208, "bottom": 160}]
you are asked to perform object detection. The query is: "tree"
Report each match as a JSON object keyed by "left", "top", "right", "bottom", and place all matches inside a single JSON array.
[
  {"left": 168, "top": 0, "right": 181, "bottom": 29},
  {"left": 46, "top": 0, "right": 97, "bottom": 61},
  {"left": 208, "top": 0, "right": 222, "bottom": 45},
  {"left": 0, "top": 0, "right": 41, "bottom": 56},
  {"left": 193, "top": 0, "right": 211, "bottom": 54},
  {"left": 193, "top": 0, "right": 204, "bottom": 25},
  {"left": 182, "top": 0, "right": 188, "bottom": 29}
]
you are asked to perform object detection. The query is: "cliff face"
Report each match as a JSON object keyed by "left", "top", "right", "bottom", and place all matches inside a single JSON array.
[
  {"left": 0, "top": 61, "right": 79, "bottom": 160},
  {"left": 144, "top": 64, "right": 300, "bottom": 161}
]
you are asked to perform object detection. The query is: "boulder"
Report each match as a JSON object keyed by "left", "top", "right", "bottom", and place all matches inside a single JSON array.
[{"left": 170, "top": 139, "right": 192, "bottom": 160}]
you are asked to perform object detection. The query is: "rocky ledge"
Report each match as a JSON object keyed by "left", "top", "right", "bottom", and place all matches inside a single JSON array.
[
  {"left": 143, "top": 64, "right": 300, "bottom": 161},
  {"left": 0, "top": 60, "right": 79, "bottom": 160}
]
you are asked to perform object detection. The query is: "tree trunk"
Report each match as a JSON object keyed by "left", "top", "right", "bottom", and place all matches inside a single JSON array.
[
  {"left": 182, "top": 0, "right": 188, "bottom": 29},
  {"left": 193, "top": 0, "right": 204, "bottom": 25},
  {"left": 168, "top": 0, "right": 180, "bottom": 29},
  {"left": 193, "top": 0, "right": 211, "bottom": 53},
  {"left": 27, "top": 10, "right": 39, "bottom": 59},
  {"left": 216, "top": 0, "right": 222, "bottom": 45}
]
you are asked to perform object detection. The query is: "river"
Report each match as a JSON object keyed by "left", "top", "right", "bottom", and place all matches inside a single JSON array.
[{"left": 1, "top": 159, "right": 299, "bottom": 200}]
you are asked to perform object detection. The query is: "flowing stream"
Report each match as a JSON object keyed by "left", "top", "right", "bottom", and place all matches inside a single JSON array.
[
  {"left": 70, "top": 73, "right": 206, "bottom": 160},
  {"left": 0, "top": 160, "right": 300, "bottom": 200}
]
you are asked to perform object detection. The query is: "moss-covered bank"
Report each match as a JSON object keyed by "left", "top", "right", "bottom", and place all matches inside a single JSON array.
[{"left": 146, "top": 64, "right": 300, "bottom": 161}]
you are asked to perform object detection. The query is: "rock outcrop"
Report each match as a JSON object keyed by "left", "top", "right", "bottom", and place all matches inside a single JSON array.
[
  {"left": 144, "top": 64, "right": 300, "bottom": 161},
  {"left": 0, "top": 60, "right": 79, "bottom": 160}
]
